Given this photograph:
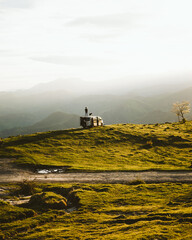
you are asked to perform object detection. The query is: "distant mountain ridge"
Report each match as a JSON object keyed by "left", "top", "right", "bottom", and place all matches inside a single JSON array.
[
  {"left": 0, "top": 79, "right": 192, "bottom": 137},
  {"left": 0, "top": 112, "right": 79, "bottom": 137}
]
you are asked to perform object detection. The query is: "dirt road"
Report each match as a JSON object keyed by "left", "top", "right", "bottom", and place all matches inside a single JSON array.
[
  {"left": 0, "top": 158, "right": 192, "bottom": 183},
  {"left": 1, "top": 171, "right": 192, "bottom": 184}
]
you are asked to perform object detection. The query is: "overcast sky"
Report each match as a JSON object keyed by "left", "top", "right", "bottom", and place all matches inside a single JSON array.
[{"left": 0, "top": 0, "right": 192, "bottom": 91}]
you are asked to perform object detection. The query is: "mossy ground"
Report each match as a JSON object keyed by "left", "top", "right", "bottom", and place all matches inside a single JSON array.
[
  {"left": 0, "top": 182, "right": 191, "bottom": 239},
  {"left": 0, "top": 121, "right": 192, "bottom": 171}
]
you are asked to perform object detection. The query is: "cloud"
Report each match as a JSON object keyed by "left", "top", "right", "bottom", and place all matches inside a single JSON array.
[
  {"left": 66, "top": 12, "right": 141, "bottom": 29},
  {"left": 65, "top": 12, "right": 143, "bottom": 42},
  {"left": 81, "top": 33, "right": 120, "bottom": 42},
  {"left": 30, "top": 55, "right": 117, "bottom": 66},
  {"left": 0, "top": 0, "right": 34, "bottom": 9},
  {"left": 0, "top": 49, "right": 8, "bottom": 53}
]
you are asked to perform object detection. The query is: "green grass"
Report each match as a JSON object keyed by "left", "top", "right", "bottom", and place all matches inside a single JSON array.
[
  {"left": 0, "top": 121, "right": 192, "bottom": 171},
  {"left": 0, "top": 200, "right": 36, "bottom": 223},
  {"left": 0, "top": 183, "right": 191, "bottom": 239}
]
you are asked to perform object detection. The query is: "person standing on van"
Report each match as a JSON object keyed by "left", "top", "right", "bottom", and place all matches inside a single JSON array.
[{"left": 85, "top": 107, "right": 88, "bottom": 116}]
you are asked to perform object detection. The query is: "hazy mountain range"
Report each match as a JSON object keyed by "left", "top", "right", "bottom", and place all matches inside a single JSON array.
[{"left": 0, "top": 78, "right": 192, "bottom": 138}]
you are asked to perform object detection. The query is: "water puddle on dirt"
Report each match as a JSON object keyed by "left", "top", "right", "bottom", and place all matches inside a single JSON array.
[
  {"left": 36, "top": 166, "right": 70, "bottom": 174},
  {"left": 37, "top": 169, "right": 65, "bottom": 174}
]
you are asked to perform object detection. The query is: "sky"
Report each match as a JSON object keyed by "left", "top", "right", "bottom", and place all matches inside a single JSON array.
[{"left": 0, "top": 0, "right": 192, "bottom": 91}]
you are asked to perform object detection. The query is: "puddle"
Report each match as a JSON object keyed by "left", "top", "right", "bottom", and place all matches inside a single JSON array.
[
  {"left": 36, "top": 166, "right": 70, "bottom": 174},
  {"left": 37, "top": 169, "right": 65, "bottom": 174}
]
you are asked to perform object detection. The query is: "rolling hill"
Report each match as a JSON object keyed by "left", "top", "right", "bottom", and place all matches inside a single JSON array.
[
  {"left": 0, "top": 121, "right": 192, "bottom": 171},
  {"left": 0, "top": 121, "right": 192, "bottom": 240}
]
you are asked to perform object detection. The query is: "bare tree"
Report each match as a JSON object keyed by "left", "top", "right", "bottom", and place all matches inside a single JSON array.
[{"left": 172, "top": 101, "right": 190, "bottom": 122}]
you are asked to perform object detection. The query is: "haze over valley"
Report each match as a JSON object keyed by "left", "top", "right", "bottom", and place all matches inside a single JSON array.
[{"left": 0, "top": 76, "right": 191, "bottom": 137}]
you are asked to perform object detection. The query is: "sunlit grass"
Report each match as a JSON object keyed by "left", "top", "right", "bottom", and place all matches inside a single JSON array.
[
  {"left": 0, "top": 183, "right": 191, "bottom": 239},
  {"left": 0, "top": 121, "right": 192, "bottom": 171}
]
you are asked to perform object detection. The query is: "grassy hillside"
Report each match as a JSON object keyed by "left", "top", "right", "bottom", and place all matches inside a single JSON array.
[
  {"left": 0, "top": 121, "right": 192, "bottom": 171},
  {"left": 0, "top": 182, "right": 191, "bottom": 239}
]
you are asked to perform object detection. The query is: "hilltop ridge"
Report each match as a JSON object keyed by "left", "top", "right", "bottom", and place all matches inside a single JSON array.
[{"left": 0, "top": 121, "right": 192, "bottom": 172}]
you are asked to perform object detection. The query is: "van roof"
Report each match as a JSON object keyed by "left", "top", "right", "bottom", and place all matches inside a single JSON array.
[{"left": 80, "top": 116, "right": 102, "bottom": 118}]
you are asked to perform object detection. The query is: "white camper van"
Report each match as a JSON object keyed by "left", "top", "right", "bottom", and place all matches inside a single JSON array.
[{"left": 80, "top": 107, "right": 104, "bottom": 128}]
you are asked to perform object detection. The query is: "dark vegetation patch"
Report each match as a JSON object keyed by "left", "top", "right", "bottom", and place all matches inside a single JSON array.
[
  {"left": 168, "top": 190, "right": 192, "bottom": 206},
  {"left": 43, "top": 186, "right": 81, "bottom": 208},
  {"left": 14, "top": 182, "right": 81, "bottom": 211},
  {"left": 28, "top": 192, "right": 67, "bottom": 210},
  {"left": 16, "top": 180, "right": 39, "bottom": 195}
]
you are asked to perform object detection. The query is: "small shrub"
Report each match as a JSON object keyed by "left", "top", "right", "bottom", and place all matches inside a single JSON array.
[{"left": 17, "top": 180, "right": 37, "bottom": 195}]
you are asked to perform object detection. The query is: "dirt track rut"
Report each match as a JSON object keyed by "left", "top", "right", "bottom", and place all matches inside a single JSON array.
[
  {"left": 0, "top": 158, "right": 192, "bottom": 184},
  {"left": 1, "top": 171, "right": 192, "bottom": 184}
]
